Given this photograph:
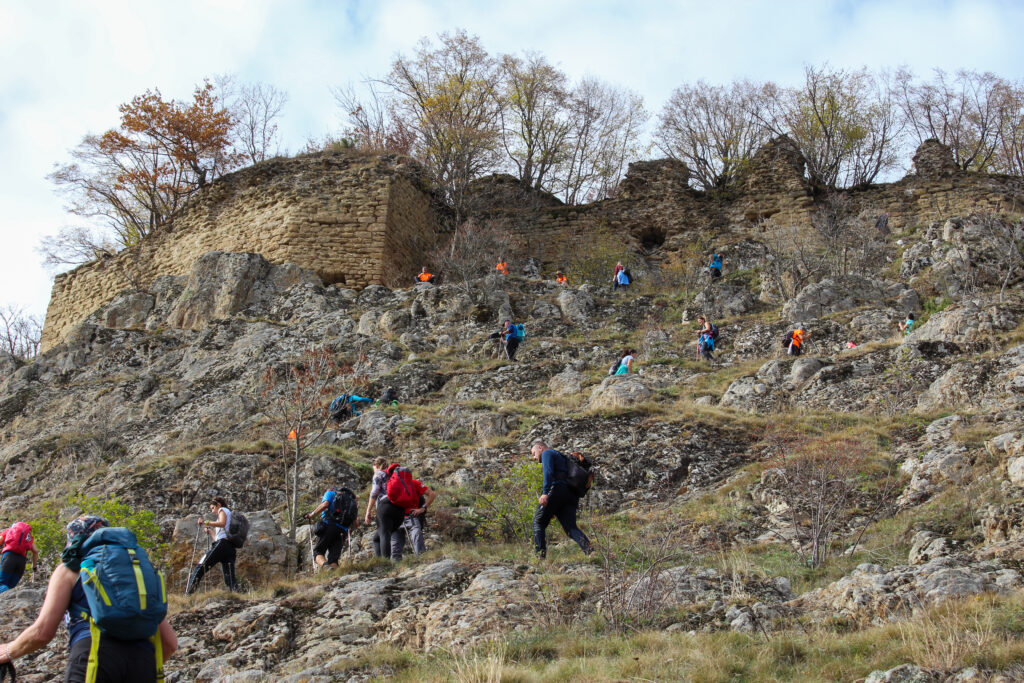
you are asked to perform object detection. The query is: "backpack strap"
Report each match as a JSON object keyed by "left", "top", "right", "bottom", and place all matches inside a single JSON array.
[
  {"left": 152, "top": 631, "right": 164, "bottom": 683},
  {"left": 86, "top": 619, "right": 102, "bottom": 683},
  {"left": 126, "top": 548, "right": 147, "bottom": 611}
]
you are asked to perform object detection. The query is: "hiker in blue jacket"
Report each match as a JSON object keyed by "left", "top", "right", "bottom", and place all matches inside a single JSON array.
[{"left": 530, "top": 440, "right": 592, "bottom": 559}]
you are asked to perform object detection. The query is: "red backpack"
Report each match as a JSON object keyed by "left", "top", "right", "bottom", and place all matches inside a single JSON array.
[
  {"left": 3, "top": 522, "right": 33, "bottom": 555},
  {"left": 385, "top": 465, "right": 420, "bottom": 511}
]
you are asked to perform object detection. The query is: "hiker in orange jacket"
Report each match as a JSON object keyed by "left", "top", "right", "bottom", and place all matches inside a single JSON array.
[
  {"left": 416, "top": 267, "right": 435, "bottom": 284},
  {"left": 495, "top": 259, "right": 509, "bottom": 275}
]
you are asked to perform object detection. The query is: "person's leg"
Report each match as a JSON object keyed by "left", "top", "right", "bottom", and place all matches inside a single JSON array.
[
  {"left": 312, "top": 526, "right": 333, "bottom": 568},
  {"left": 404, "top": 516, "right": 426, "bottom": 555},
  {"left": 326, "top": 530, "right": 346, "bottom": 567},
  {"left": 551, "top": 487, "right": 593, "bottom": 553},
  {"left": 377, "top": 502, "right": 395, "bottom": 560},
  {"left": 186, "top": 543, "right": 220, "bottom": 595},
  {"left": 205, "top": 539, "right": 238, "bottom": 592},
  {"left": 0, "top": 552, "right": 25, "bottom": 593},
  {"left": 532, "top": 501, "right": 557, "bottom": 558},
  {"left": 507, "top": 338, "right": 519, "bottom": 360},
  {"left": 389, "top": 509, "right": 407, "bottom": 562},
  {"left": 372, "top": 529, "right": 382, "bottom": 557}
]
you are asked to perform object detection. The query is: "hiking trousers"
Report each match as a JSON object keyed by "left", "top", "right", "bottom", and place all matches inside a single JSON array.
[
  {"left": 504, "top": 337, "right": 520, "bottom": 360},
  {"left": 377, "top": 500, "right": 407, "bottom": 561},
  {"left": 313, "top": 523, "right": 348, "bottom": 565},
  {"left": 0, "top": 551, "right": 26, "bottom": 593},
  {"left": 186, "top": 539, "right": 238, "bottom": 593},
  {"left": 532, "top": 484, "right": 591, "bottom": 556}
]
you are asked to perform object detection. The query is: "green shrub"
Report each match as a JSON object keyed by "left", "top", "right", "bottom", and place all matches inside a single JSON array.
[
  {"left": 474, "top": 462, "right": 544, "bottom": 543},
  {"left": 29, "top": 494, "right": 164, "bottom": 570}
]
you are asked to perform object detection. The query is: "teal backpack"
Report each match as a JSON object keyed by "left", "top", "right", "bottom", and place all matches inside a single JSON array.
[
  {"left": 76, "top": 527, "right": 168, "bottom": 678},
  {"left": 512, "top": 323, "right": 525, "bottom": 340}
]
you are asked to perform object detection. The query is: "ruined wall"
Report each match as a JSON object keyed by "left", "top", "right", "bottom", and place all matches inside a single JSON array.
[
  {"left": 475, "top": 139, "right": 1024, "bottom": 266},
  {"left": 41, "top": 153, "right": 445, "bottom": 350}
]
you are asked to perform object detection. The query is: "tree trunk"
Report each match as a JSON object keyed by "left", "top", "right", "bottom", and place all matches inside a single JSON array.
[{"left": 289, "top": 439, "right": 300, "bottom": 542}]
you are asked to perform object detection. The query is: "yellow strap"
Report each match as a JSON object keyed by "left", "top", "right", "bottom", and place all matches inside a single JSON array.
[
  {"left": 84, "top": 569, "right": 112, "bottom": 606},
  {"left": 152, "top": 630, "right": 165, "bottom": 683},
  {"left": 159, "top": 570, "right": 166, "bottom": 603},
  {"left": 127, "top": 548, "right": 147, "bottom": 611},
  {"left": 86, "top": 620, "right": 101, "bottom": 683}
]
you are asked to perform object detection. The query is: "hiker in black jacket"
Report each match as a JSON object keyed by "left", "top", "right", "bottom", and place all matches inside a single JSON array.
[{"left": 530, "top": 440, "right": 592, "bottom": 559}]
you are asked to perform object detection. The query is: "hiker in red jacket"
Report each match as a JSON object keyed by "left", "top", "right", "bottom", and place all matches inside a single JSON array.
[{"left": 0, "top": 522, "right": 38, "bottom": 593}]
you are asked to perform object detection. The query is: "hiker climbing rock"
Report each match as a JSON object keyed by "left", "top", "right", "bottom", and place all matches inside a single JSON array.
[
  {"left": 612, "top": 348, "right": 635, "bottom": 375},
  {"left": 0, "top": 522, "right": 38, "bottom": 594},
  {"left": 185, "top": 497, "right": 241, "bottom": 594},
  {"left": 365, "top": 459, "right": 434, "bottom": 562},
  {"left": 783, "top": 328, "right": 810, "bottom": 356},
  {"left": 899, "top": 313, "right": 916, "bottom": 335},
  {"left": 555, "top": 271, "right": 568, "bottom": 286},
  {"left": 305, "top": 487, "right": 359, "bottom": 570},
  {"left": 0, "top": 515, "right": 178, "bottom": 682},
  {"left": 416, "top": 267, "right": 435, "bottom": 284},
  {"left": 696, "top": 315, "right": 719, "bottom": 362},
  {"left": 613, "top": 263, "right": 631, "bottom": 291},
  {"left": 708, "top": 253, "right": 727, "bottom": 279},
  {"left": 495, "top": 258, "right": 509, "bottom": 275},
  {"left": 489, "top": 320, "right": 524, "bottom": 361},
  {"left": 530, "top": 441, "right": 593, "bottom": 559},
  {"left": 329, "top": 393, "right": 373, "bottom": 422},
  {"left": 364, "top": 457, "right": 390, "bottom": 557}
]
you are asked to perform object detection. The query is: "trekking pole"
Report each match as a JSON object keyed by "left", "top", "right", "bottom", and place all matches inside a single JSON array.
[
  {"left": 308, "top": 519, "right": 317, "bottom": 575},
  {"left": 186, "top": 518, "right": 203, "bottom": 591},
  {"left": 347, "top": 529, "right": 352, "bottom": 563}
]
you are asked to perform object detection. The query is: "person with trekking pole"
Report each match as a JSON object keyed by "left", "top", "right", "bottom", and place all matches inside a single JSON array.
[
  {"left": 304, "top": 486, "right": 359, "bottom": 571},
  {"left": 185, "top": 497, "right": 240, "bottom": 594},
  {"left": 0, "top": 515, "right": 178, "bottom": 682}
]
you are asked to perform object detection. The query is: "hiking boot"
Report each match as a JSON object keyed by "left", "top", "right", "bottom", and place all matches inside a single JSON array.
[{"left": 535, "top": 549, "right": 546, "bottom": 560}]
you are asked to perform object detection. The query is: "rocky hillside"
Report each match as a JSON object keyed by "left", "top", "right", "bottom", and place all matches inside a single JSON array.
[{"left": 2, "top": 211, "right": 1024, "bottom": 681}]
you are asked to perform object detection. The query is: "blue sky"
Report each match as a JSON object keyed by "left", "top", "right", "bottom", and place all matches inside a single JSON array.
[{"left": 2, "top": 0, "right": 1024, "bottom": 319}]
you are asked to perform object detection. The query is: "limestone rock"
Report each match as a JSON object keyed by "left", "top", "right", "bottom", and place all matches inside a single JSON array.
[
  {"left": 588, "top": 375, "right": 653, "bottom": 409},
  {"left": 865, "top": 664, "right": 932, "bottom": 683},
  {"left": 557, "top": 288, "right": 596, "bottom": 324},
  {"left": 549, "top": 368, "right": 585, "bottom": 396}
]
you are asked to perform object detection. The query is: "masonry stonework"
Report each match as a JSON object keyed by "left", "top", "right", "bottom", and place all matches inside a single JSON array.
[{"left": 41, "top": 153, "right": 446, "bottom": 350}]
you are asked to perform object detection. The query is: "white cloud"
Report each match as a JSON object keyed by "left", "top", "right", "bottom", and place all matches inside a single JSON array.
[{"left": 2, "top": 0, "right": 1024, "bottom": 318}]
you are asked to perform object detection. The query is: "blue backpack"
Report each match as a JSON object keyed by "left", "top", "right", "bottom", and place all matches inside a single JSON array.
[
  {"left": 512, "top": 324, "right": 525, "bottom": 340},
  {"left": 77, "top": 527, "right": 167, "bottom": 641},
  {"left": 329, "top": 394, "right": 349, "bottom": 413}
]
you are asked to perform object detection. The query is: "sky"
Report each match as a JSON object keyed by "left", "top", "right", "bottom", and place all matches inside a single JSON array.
[{"left": 3, "top": 0, "right": 1024, "bottom": 321}]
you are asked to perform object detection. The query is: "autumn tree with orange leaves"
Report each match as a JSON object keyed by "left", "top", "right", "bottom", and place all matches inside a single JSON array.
[{"left": 45, "top": 81, "right": 240, "bottom": 266}]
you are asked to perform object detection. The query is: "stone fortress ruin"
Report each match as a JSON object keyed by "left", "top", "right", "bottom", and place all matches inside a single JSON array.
[{"left": 41, "top": 139, "right": 1024, "bottom": 351}]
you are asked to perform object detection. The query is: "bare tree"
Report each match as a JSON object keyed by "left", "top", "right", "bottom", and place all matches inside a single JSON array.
[
  {"left": 812, "top": 193, "right": 888, "bottom": 277},
  {"left": 896, "top": 67, "right": 1009, "bottom": 172},
  {"left": 754, "top": 65, "right": 904, "bottom": 188},
  {"left": 975, "top": 213, "right": 1024, "bottom": 301},
  {"left": 558, "top": 77, "right": 648, "bottom": 204},
  {"left": 759, "top": 219, "right": 828, "bottom": 301},
  {"left": 38, "top": 225, "right": 117, "bottom": 269},
  {"left": 655, "top": 79, "right": 771, "bottom": 190},
  {"left": 256, "top": 348, "right": 349, "bottom": 541},
  {"left": 498, "top": 52, "right": 572, "bottom": 192},
  {"left": 233, "top": 82, "right": 288, "bottom": 164},
  {"left": 434, "top": 219, "right": 521, "bottom": 291},
  {"left": 995, "top": 80, "right": 1024, "bottom": 176},
  {"left": 0, "top": 305, "right": 42, "bottom": 360},
  {"left": 384, "top": 30, "right": 505, "bottom": 222},
  {"left": 332, "top": 80, "right": 416, "bottom": 155}
]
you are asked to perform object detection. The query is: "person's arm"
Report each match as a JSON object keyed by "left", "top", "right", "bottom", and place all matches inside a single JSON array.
[
  {"left": 205, "top": 509, "right": 228, "bottom": 529},
  {"left": 29, "top": 541, "right": 38, "bottom": 570},
  {"left": 0, "top": 564, "right": 76, "bottom": 662},
  {"left": 364, "top": 477, "right": 379, "bottom": 525},
  {"left": 625, "top": 357, "right": 633, "bottom": 372},
  {"left": 306, "top": 500, "right": 329, "bottom": 520},
  {"left": 410, "top": 486, "right": 436, "bottom": 516},
  {"left": 158, "top": 618, "right": 178, "bottom": 662},
  {"left": 539, "top": 450, "right": 555, "bottom": 504}
]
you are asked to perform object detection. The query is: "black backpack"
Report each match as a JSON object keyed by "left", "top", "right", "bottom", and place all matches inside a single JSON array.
[
  {"left": 226, "top": 511, "right": 249, "bottom": 548},
  {"left": 623, "top": 267, "right": 633, "bottom": 283},
  {"left": 781, "top": 332, "right": 793, "bottom": 348},
  {"left": 564, "top": 451, "right": 595, "bottom": 497},
  {"left": 708, "top": 323, "right": 719, "bottom": 341},
  {"left": 328, "top": 488, "right": 359, "bottom": 529}
]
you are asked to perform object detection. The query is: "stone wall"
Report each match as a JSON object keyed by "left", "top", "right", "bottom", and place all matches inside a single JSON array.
[
  {"left": 41, "top": 153, "right": 446, "bottom": 350},
  {"left": 473, "top": 139, "right": 1024, "bottom": 267}
]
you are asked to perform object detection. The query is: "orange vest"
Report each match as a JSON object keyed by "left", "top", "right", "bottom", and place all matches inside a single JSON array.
[
  {"left": 496, "top": 262, "right": 509, "bottom": 275},
  {"left": 791, "top": 330, "right": 804, "bottom": 347},
  {"left": 418, "top": 272, "right": 433, "bottom": 282},
  {"left": 556, "top": 275, "right": 567, "bottom": 285}
]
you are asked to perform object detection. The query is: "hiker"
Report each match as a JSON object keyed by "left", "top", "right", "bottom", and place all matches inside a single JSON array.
[
  {"left": 0, "top": 522, "right": 38, "bottom": 594},
  {"left": 374, "top": 493, "right": 430, "bottom": 557},
  {"left": 495, "top": 259, "right": 509, "bottom": 275},
  {"left": 329, "top": 393, "right": 373, "bottom": 422},
  {"left": 305, "top": 487, "right": 358, "bottom": 570},
  {"left": 614, "top": 266, "right": 631, "bottom": 291},
  {"left": 185, "top": 497, "right": 240, "bottom": 594},
  {"left": 364, "top": 457, "right": 390, "bottom": 557},
  {"left": 613, "top": 348, "right": 634, "bottom": 375},
  {"left": 784, "top": 328, "right": 810, "bottom": 356},
  {"left": 708, "top": 253, "right": 726, "bottom": 279},
  {"left": 696, "top": 315, "right": 718, "bottom": 361},
  {"left": 416, "top": 267, "right": 435, "bottom": 284},
  {"left": 875, "top": 212, "right": 890, "bottom": 236},
  {"left": 899, "top": 313, "right": 916, "bottom": 335},
  {"left": 489, "top": 320, "right": 524, "bottom": 361},
  {"left": 365, "top": 460, "right": 434, "bottom": 562},
  {"left": 555, "top": 271, "right": 568, "bottom": 286},
  {"left": 0, "top": 515, "right": 178, "bottom": 682},
  {"left": 377, "top": 387, "right": 398, "bottom": 406},
  {"left": 530, "top": 441, "right": 592, "bottom": 559}
]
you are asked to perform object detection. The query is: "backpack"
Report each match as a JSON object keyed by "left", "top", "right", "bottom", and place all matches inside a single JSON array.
[
  {"left": 609, "top": 361, "right": 619, "bottom": 376},
  {"left": 329, "top": 394, "right": 350, "bottom": 417},
  {"left": 328, "top": 488, "right": 359, "bottom": 529},
  {"left": 708, "top": 323, "right": 719, "bottom": 342},
  {"left": 512, "top": 323, "right": 525, "bottom": 340},
  {"left": 226, "top": 511, "right": 249, "bottom": 548},
  {"left": 623, "top": 268, "right": 633, "bottom": 283},
  {"left": 76, "top": 527, "right": 168, "bottom": 641},
  {"left": 781, "top": 332, "right": 793, "bottom": 348},
  {"left": 564, "top": 451, "right": 595, "bottom": 498},
  {"left": 379, "top": 388, "right": 397, "bottom": 404},
  {"left": 3, "top": 522, "right": 33, "bottom": 555},
  {"left": 385, "top": 465, "right": 420, "bottom": 511}
]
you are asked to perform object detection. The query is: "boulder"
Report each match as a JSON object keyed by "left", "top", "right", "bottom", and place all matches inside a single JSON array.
[
  {"left": 92, "top": 290, "right": 155, "bottom": 330},
  {"left": 790, "top": 357, "right": 824, "bottom": 384},
  {"left": 783, "top": 276, "right": 917, "bottom": 322},
  {"left": 691, "top": 284, "right": 756, "bottom": 319},
  {"left": 557, "top": 288, "right": 596, "bottom": 324},
  {"left": 865, "top": 664, "right": 932, "bottom": 683},
  {"left": 549, "top": 368, "right": 585, "bottom": 396},
  {"left": 588, "top": 375, "right": 653, "bottom": 409}
]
